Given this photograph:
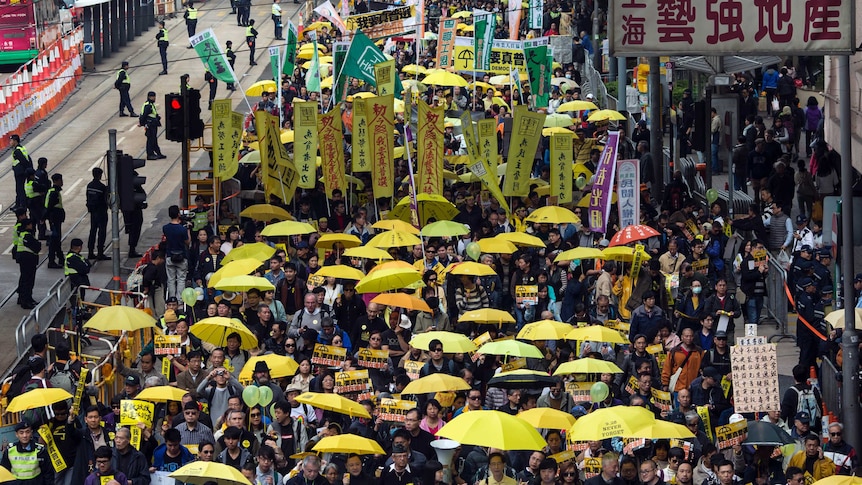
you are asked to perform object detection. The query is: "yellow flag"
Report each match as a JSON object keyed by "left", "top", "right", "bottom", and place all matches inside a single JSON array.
[
  {"left": 550, "top": 132, "right": 573, "bottom": 204},
  {"left": 293, "top": 100, "right": 319, "bottom": 189},
  {"left": 318, "top": 107, "right": 346, "bottom": 198},
  {"left": 257, "top": 111, "right": 299, "bottom": 204},
  {"left": 367, "top": 95, "right": 395, "bottom": 199},
  {"left": 417, "top": 99, "right": 444, "bottom": 195},
  {"left": 476, "top": 119, "right": 498, "bottom": 175},
  {"left": 212, "top": 100, "right": 243, "bottom": 180},
  {"left": 352, "top": 98, "right": 371, "bottom": 173},
  {"left": 373, "top": 59, "right": 396, "bottom": 97},
  {"left": 38, "top": 425, "right": 67, "bottom": 472},
  {"left": 461, "top": 113, "right": 511, "bottom": 217},
  {"left": 504, "top": 105, "right": 545, "bottom": 197}
]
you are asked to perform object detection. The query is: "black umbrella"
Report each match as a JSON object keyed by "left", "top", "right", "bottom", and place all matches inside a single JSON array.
[
  {"left": 487, "top": 369, "right": 555, "bottom": 389},
  {"left": 742, "top": 420, "right": 795, "bottom": 446}
]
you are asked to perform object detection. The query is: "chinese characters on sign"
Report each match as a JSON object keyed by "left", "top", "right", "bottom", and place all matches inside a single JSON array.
[
  {"left": 352, "top": 98, "right": 371, "bottom": 172},
  {"left": 453, "top": 37, "right": 526, "bottom": 75},
  {"left": 344, "top": 6, "right": 416, "bottom": 39},
  {"left": 730, "top": 343, "right": 780, "bottom": 413},
  {"left": 212, "top": 100, "right": 242, "bottom": 180},
  {"left": 503, "top": 106, "right": 545, "bottom": 197},
  {"left": 367, "top": 95, "right": 395, "bottom": 199},
  {"left": 318, "top": 108, "right": 346, "bottom": 198},
  {"left": 436, "top": 18, "right": 458, "bottom": 68},
  {"left": 611, "top": 0, "right": 853, "bottom": 55},
  {"left": 616, "top": 159, "right": 640, "bottom": 229},
  {"left": 550, "top": 133, "right": 573, "bottom": 204},
  {"left": 312, "top": 344, "right": 348, "bottom": 367},
  {"left": 293, "top": 101, "right": 319, "bottom": 189},
  {"left": 588, "top": 131, "right": 619, "bottom": 234},
  {"left": 418, "top": 100, "right": 444, "bottom": 195}
]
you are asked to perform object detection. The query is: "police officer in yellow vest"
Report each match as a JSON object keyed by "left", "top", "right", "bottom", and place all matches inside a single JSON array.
[
  {"left": 65, "top": 238, "right": 91, "bottom": 300},
  {"left": 15, "top": 218, "right": 40, "bottom": 309},
  {"left": 24, "top": 168, "right": 47, "bottom": 232},
  {"left": 271, "top": 0, "right": 283, "bottom": 39},
  {"left": 11, "top": 207, "right": 27, "bottom": 263},
  {"left": 140, "top": 91, "right": 165, "bottom": 160},
  {"left": 115, "top": 61, "right": 135, "bottom": 117},
  {"left": 10, "top": 134, "right": 33, "bottom": 210},
  {"left": 184, "top": 2, "right": 198, "bottom": 45},
  {"left": 246, "top": 20, "right": 258, "bottom": 65},
  {"left": 44, "top": 173, "right": 65, "bottom": 269},
  {"left": 0, "top": 421, "right": 52, "bottom": 485},
  {"left": 156, "top": 20, "right": 169, "bottom": 75}
]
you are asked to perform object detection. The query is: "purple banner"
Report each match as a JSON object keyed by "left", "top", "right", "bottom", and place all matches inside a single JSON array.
[
  {"left": 616, "top": 159, "right": 640, "bottom": 229},
  {"left": 587, "top": 131, "right": 620, "bottom": 234}
]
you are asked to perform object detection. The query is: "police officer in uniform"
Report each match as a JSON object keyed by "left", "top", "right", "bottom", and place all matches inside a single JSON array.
[
  {"left": 246, "top": 20, "right": 258, "bottom": 65},
  {"left": 11, "top": 207, "right": 27, "bottom": 263},
  {"left": 813, "top": 249, "right": 833, "bottom": 292},
  {"left": 156, "top": 20, "right": 169, "bottom": 75},
  {"left": 16, "top": 218, "right": 39, "bottom": 309},
  {"left": 184, "top": 2, "right": 198, "bottom": 44},
  {"left": 271, "top": 0, "right": 283, "bottom": 39},
  {"left": 796, "top": 277, "right": 825, "bottom": 371},
  {"left": 10, "top": 134, "right": 33, "bottom": 210},
  {"left": 65, "top": 238, "right": 91, "bottom": 301},
  {"left": 123, "top": 202, "right": 144, "bottom": 259},
  {"left": 140, "top": 91, "right": 166, "bottom": 160},
  {"left": 86, "top": 167, "right": 110, "bottom": 260},
  {"left": 788, "top": 245, "right": 813, "bottom": 294},
  {"left": 24, "top": 168, "right": 46, "bottom": 231},
  {"left": 225, "top": 41, "right": 236, "bottom": 91},
  {"left": 0, "top": 420, "right": 53, "bottom": 485},
  {"left": 115, "top": 61, "right": 136, "bottom": 117},
  {"left": 44, "top": 173, "right": 65, "bottom": 269},
  {"left": 33, "top": 157, "right": 49, "bottom": 239},
  {"left": 204, "top": 66, "right": 218, "bottom": 110}
]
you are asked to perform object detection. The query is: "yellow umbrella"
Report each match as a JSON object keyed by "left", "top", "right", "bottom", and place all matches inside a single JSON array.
[
  {"left": 136, "top": 385, "right": 189, "bottom": 403},
  {"left": 488, "top": 74, "right": 511, "bottom": 86},
  {"left": 320, "top": 76, "right": 333, "bottom": 88},
  {"left": 367, "top": 261, "right": 417, "bottom": 275},
  {"left": 567, "top": 325, "right": 628, "bottom": 344},
  {"left": 313, "top": 434, "right": 385, "bottom": 455},
  {"left": 315, "top": 233, "right": 362, "bottom": 249},
  {"left": 460, "top": 24, "right": 475, "bottom": 32},
  {"left": 555, "top": 247, "right": 604, "bottom": 262},
  {"left": 557, "top": 100, "right": 599, "bottom": 112},
  {"left": 587, "top": 109, "right": 627, "bottom": 122},
  {"left": 261, "top": 220, "right": 317, "bottom": 237},
  {"left": 240, "top": 204, "right": 292, "bottom": 222},
  {"left": 170, "top": 461, "right": 252, "bottom": 485},
  {"left": 343, "top": 246, "right": 394, "bottom": 260},
  {"left": 517, "top": 320, "right": 573, "bottom": 341},
  {"left": 7, "top": 388, "right": 74, "bottom": 413},
  {"left": 239, "top": 150, "right": 260, "bottom": 164},
  {"left": 542, "top": 127, "right": 575, "bottom": 137},
  {"left": 402, "top": 79, "right": 428, "bottom": 93},
  {"left": 390, "top": 194, "right": 460, "bottom": 224},
  {"left": 207, "top": 258, "right": 261, "bottom": 288},
  {"left": 601, "top": 246, "right": 651, "bottom": 262},
  {"left": 245, "top": 80, "right": 277, "bottom": 97},
  {"left": 367, "top": 230, "right": 423, "bottom": 249},
  {"left": 214, "top": 275, "right": 274, "bottom": 292},
  {"left": 402, "top": 64, "right": 427, "bottom": 76},
  {"left": 446, "top": 261, "right": 497, "bottom": 277},
  {"left": 355, "top": 267, "right": 422, "bottom": 293},
  {"left": 372, "top": 293, "right": 432, "bottom": 312},
  {"left": 518, "top": 407, "right": 577, "bottom": 429},
  {"left": 221, "top": 242, "right": 276, "bottom": 264},
  {"left": 302, "top": 60, "right": 332, "bottom": 70},
  {"left": 459, "top": 308, "right": 516, "bottom": 325},
  {"left": 568, "top": 406, "right": 656, "bottom": 441},
  {"left": 525, "top": 206, "right": 581, "bottom": 224},
  {"left": 239, "top": 354, "right": 300, "bottom": 383},
  {"left": 825, "top": 308, "right": 862, "bottom": 329},
  {"left": 438, "top": 410, "right": 547, "bottom": 450},
  {"left": 495, "top": 232, "right": 546, "bottom": 248},
  {"left": 451, "top": 10, "right": 472, "bottom": 18},
  {"left": 402, "top": 373, "right": 471, "bottom": 394},
  {"left": 0, "top": 467, "right": 15, "bottom": 483},
  {"left": 469, "top": 81, "right": 493, "bottom": 91},
  {"left": 83, "top": 306, "right": 157, "bottom": 332},
  {"left": 279, "top": 130, "right": 295, "bottom": 144},
  {"left": 410, "top": 331, "right": 477, "bottom": 352},
  {"left": 491, "top": 96, "right": 510, "bottom": 109},
  {"left": 296, "top": 392, "right": 371, "bottom": 418},
  {"left": 544, "top": 113, "right": 575, "bottom": 128},
  {"left": 812, "top": 478, "right": 862, "bottom": 485},
  {"left": 315, "top": 264, "right": 366, "bottom": 281},
  {"left": 372, "top": 219, "right": 421, "bottom": 234},
  {"left": 476, "top": 238, "right": 518, "bottom": 254},
  {"left": 553, "top": 358, "right": 624, "bottom": 375},
  {"left": 629, "top": 420, "right": 696, "bottom": 439},
  {"left": 191, "top": 317, "right": 259, "bottom": 350},
  {"left": 423, "top": 71, "right": 469, "bottom": 87},
  {"left": 477, "top": 339, "right": 543, "bottom": 358},
  {"left": 304, "top": 21, "right": 332, "bottom": 32},
  {"left": 422, "top": 220, "right": 470, "bottom": 238}
]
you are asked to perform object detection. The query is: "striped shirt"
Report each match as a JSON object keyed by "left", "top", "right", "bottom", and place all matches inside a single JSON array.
[{"left": 175, "top": 422, "right": 214, "bottom": 447}]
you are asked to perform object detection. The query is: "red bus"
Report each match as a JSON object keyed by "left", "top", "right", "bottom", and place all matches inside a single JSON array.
[{"left": 0, "top": 0, "right": 72, "bottom": 65}]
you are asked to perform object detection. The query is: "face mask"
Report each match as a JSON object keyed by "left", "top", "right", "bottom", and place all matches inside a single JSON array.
[
  {"left": 565, "top": 73, "right": 572, "bottom": 79},
  {"left": 692, "top": 287, "right": 702, "bottom": 295},
  {"left": 692, "top": 211, "right": 699, "bottom": 217}
]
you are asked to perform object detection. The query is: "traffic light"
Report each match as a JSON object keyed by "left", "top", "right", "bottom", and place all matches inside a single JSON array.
[
  {"left": 165, "top": 93, "right": 184, "bottom": 142},
  {"left": 187, "top": 88, "right": 205, "bottom": 140},
  {"left": 117, "top": 153, "right": 147, "bottom": 212}
]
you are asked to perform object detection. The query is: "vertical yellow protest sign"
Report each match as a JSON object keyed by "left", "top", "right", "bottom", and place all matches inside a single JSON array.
[
  {"left": 374, "top": 59, "right": 396, "bottom": 97},
  {"left": 293, "top": 100, "right": 319, "bottom": 189},
  {"left": 550, "top": 132, "right": 573, "bottom": 204},
  {"left": 212, "top": 99, "right": 241, "bottom": 180},
  {"left": 417, "top": 99, "right": 444, "bottom": 195},
  {"left": 367, "top": 95, "right": 395, "bottom": 200},
  {"left": 504, "top": 106, "right": 545, "bottom": 197},
  {"left": 352, "top": 98, "right": 371, "bottom": 173},
  {"left": 318, "top": 107, "right": 346, "bottom": 198}
]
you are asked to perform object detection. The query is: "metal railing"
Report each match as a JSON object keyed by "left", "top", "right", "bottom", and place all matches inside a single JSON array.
[
  {"left": 15, "top": 277, "right": 74, "bottom": 357},
  {"left": 765, "top": 254, "right": 795, "bottom": 342},
  {"left": 820, "top": 356, "right": 843, "bottom": 421},
  {"left": 578, "top": 54, "right": 608, "bottom": 110}
]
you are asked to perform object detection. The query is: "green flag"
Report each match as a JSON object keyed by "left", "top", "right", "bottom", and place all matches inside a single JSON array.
[
  {"left": 306, "top": 40, "right": 321, "bottom": 93},
  {"left": 282, "top": 21, "right": 298, "bottom": 76},
  {"left": 340, "top": 30, "right": 403, "bottom": 99},
  {"left": 269, "top": 46, "right": 281, "bottom": 81},
  {"left": 333, "top": 41, "right": 349, "bottom": 103},
  {"left": 524, "top": 37, "right": 550, "bottom": 108},
  {"left": 190, "top": 28, "right": 236, "bottom": 84},
  {"left": 473, "top": 9, "right": 496, "bottom": 71}
]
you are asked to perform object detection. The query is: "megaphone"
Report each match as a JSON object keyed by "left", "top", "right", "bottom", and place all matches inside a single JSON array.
[{"left": 431, "top": 439, "right": 460, "bottom": 483}]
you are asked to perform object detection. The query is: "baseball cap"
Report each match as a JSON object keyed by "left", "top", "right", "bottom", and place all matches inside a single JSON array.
[
  {"left": 729, "top": 413, "right": 746, "bottom": 424},
  {"left": 714, "top": 330, "right": 728, "bottom": 339},
  {"left": 166, "top": 296, "right": 178, "bottom": 303},
  {"left": 14, "top": 421, "right": 31, "bottom": 431},
  {"left": 163, "top": 309, "right": 178, "bottom": 323},
  {"left": 702, "top": 366, "right": 722, "bottom": 381},
  {"left": 798, "top": 277, "right": 815, "bottom": 288},
  {"left": 796, "top": 215, "right": 809, "bottom": 224},
  {"left": 296, "top": 241, "right": 309, "bottom": 249},
  {"left": 399, "top": 314, "right": 412, "bottom": 329},
  {"left": 125, "top": 375, "right": 141, "bottom": 387},
  {"left": 795, "top": 411, "right": 811, "bottom": 424},
  {"left": 586, "top": 93, "right": 594, "bottom": 99}
]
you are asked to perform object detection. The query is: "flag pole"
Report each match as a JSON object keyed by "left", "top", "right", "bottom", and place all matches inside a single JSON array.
[{"left": 278, "top": 48, "right": 284, "bottom": 127}]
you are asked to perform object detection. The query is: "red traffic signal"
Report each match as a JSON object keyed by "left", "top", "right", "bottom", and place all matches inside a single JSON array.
[{"left": 170, "top": 98, "right": 182, "bottom": 110}]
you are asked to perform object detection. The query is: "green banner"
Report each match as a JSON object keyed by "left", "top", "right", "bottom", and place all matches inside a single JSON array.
[
  {"left": 189, "top": 28, "right": 236, "bottom": 84},
  {"left": 473, "top": 9, "right": 497, "bottom": 71},
  {"left": 333, "top": 41, "right": 349, "bottom": 103},
  {"left": 269, "top": 46, "right": 280, "bottom": 81},
  {"left": 524, "top": 37, "right": 551, "bottom": 108},
  {"left": 283, "top": 21, "right": 298, "bottom": 76},
  {"left": 340, "top": 30, "right": 403, "bottom": 99},
  {"left": 306, "top": 40, "right": 321, "bottom": 93}
]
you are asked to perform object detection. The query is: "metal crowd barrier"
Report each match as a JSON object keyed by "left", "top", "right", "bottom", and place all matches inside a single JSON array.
[
  {"left": 820, "top": 356, "right": 843, "bottom": 421},
  {"left": 765, "top": 254, "right": 795, "bottom": 342},
  {"left": 15, "top": 278, "right": 73, "bottom": 357}
]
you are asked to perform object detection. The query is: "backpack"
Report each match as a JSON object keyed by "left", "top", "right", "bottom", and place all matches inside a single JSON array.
[
  {"left": 795, "top": 385, "right": 821, "bottom": 421},
  {"left": 806, "top": 107, "right": 822, "bottom": 132},
  {"left": 48, "top": 361, "right": 77, "bottom": 395},
  {"left": 6, "top": 362, "right": 32, "bottom": 400}
]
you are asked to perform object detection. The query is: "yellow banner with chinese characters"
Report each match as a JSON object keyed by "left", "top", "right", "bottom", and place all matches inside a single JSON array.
[
  {"left": 630, "top": 243, "right": 645, "bottom": 280},
  {"left": 367, "top": 95, "right": 395, "bottom": 199},
  {"left": 352, "top": 97, "right": 371, "bottom": 173},
  {"left": 417, "top": 99, "right": 444, "bottom": 195},
  {"left": 120, "top": 399, "right": 155, "bottom": 427},
  {"left": 379, "top": 398, "right": 418, "bottom": 422},
  {"left": 318, "top": 108, "right": 346, "bottom": 198},
  {"left": 212, "top": 99, "right": 242, "bottom": 180},
  {"left": 71, "top": 367, "right": 88, "bottom": 417},
  {"left": 476, "top": 119, "right": 498, "bottom": 176},
  {"left": 403, "top": 360, "right": 423, "bottom": 380},
  {"left": 374, "top": 59, "right": 397, "bottom": 97},
  {"left": 38, "top": 425, "right": 67, "bottom": 472},
  {"left": 293, "top": 101, "right": 319, "bottom": 189},
  {"left": 257, "top": 111, "right": 299, "bottom": 204},
  {"left": 504, "top": 106, "right": 545, "bottom": 196},
  {"left": 130, "top": 425, "right": 142, "bottom": 450},
  {"left": 550, "top": 132, "right": 573, "bottom": 204},
  {"left": 462, "top": 113, "right": 510, "bottom": 216}
]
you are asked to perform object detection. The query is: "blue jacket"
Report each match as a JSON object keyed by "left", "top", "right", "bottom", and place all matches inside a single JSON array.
[
  {"left": 152, "top": 443, "right": 195, "bottom": 472},
  {"left": 628, "top": 304, "right": 665, "bottom": 343},
  {"left": 762, "top": 69, "right": 779, "bottom": 90}
]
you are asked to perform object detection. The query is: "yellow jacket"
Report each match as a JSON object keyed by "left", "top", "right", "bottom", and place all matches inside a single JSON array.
[{"left": 787, "top": 452, "right": 834, "bottom": 481}]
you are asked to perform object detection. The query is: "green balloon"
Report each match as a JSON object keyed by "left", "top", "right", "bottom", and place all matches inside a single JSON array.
[
  {"left": 269, "top": 403, "right": 277, "bottom": 418},
  {"left": 706, "top": 188, "right": 719, "bottom": 205},
  {"left": 465, "top": 242, "right": 481, "bottom": 261},
  {"left": 590, "top": 381, "right": 609, "bottom": 403},
  {"left": 181, "top": 287, "right": 197, "bottom": 307},
  {"left": 258, "top": 386, "right": 274, "bottom": 406},
  {"left": 242, "top": 386, "right": 260, "bottom": 407},
  {"left": 575, "top": 175, "right": 588, "bottom": 190}
]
